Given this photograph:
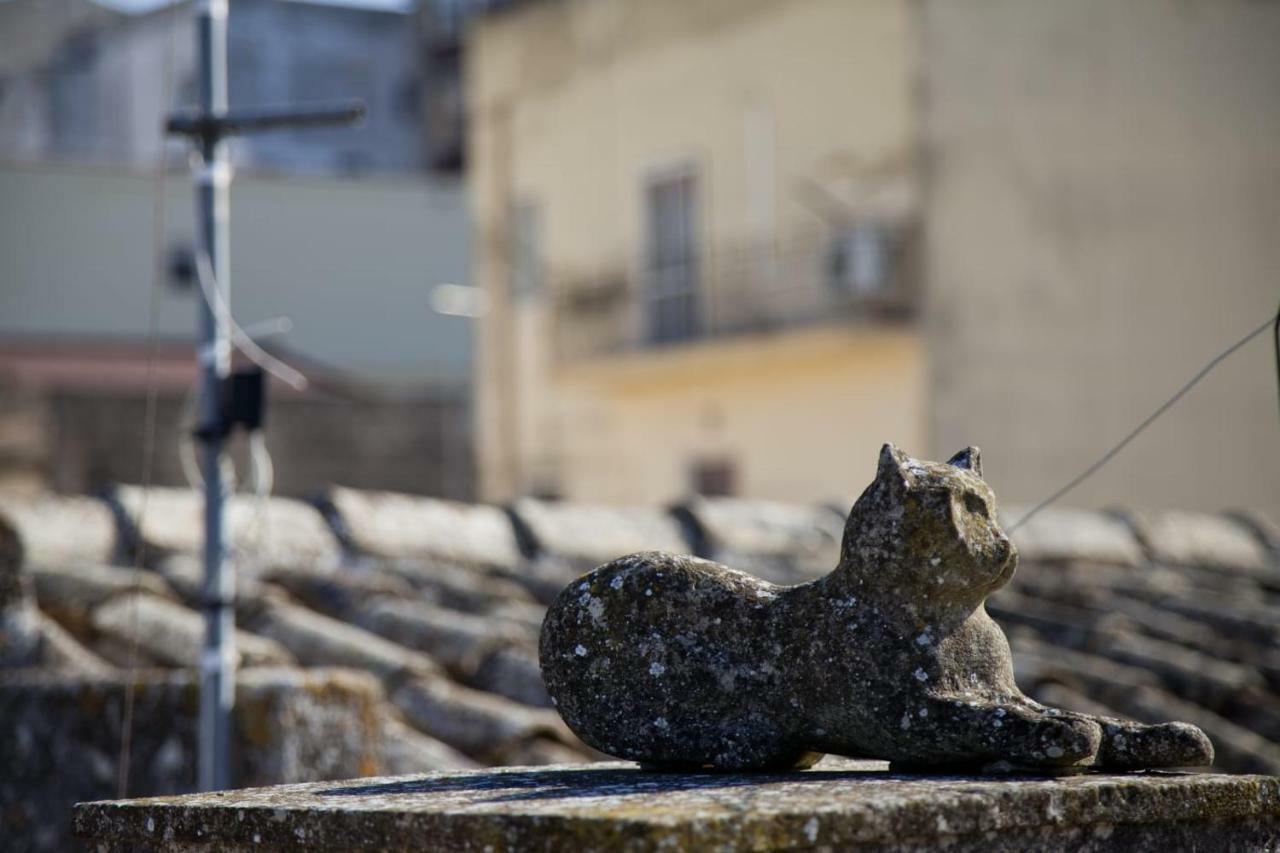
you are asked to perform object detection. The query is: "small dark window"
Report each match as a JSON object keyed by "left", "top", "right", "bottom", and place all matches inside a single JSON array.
[
  {"left": 396, "top": 76, "right": 421, "bottom": 122},
  {"left": 828, "top": 224, "right": 891, "bottom": 295},
  {"left": 692, "top": 457, "right": 736, "bottom": 497},
  {"left": 509, "top": 199, "right": 543, "bottom": 301},
  {"left": 644, "top": 168, "right": 700, "bottom": 343},
  {"left": 167, "top": 245, "right": 195, "bottom": 291}
]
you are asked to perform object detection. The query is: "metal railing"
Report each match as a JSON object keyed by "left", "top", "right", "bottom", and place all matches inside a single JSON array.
[{"left": 551, "top": 224, "right": 918, "bottom": 362}]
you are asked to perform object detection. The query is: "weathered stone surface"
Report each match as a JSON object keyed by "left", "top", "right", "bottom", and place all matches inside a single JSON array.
[
  {"left": 91, "top": 593, "right": 295, "bottom": 669},
  {"left": 264, "top": 563, "right": 419, "bottom": 622},
  {"left": 0, "top": 493, "right": 119, "bottom": 566},
  {"left": 470, "top": 644, "right": 552, "bottom": 708},
  {"left": 487, "top": 599, "right": 550, "bottom": 637},
  {"left": 28, "top": 609, "right": 118, "bottom": 675},
  {"left": 1121, "top": 508, "right": 1270, "bottom": 572},
  {"left": 1121, "top": 587, "right": 1280, "bottom": 650},
  {"left": 29, "top": 560, "right": 173, "bottom": 638},
  {"left": 355, "top": 597, "right": 531, "bottom": 677},
  {"left": 116, "top": 486, "right": 341, "bottom": 568},
  {"left": 542, "top": 445, "right": 1212, "bottom": 772},
  {"left": 0, "top": 524, "right": 117, "bottom": 676},
  {"left": 511, "top": 498, "right": 689, "bottom": 567},
  {"left": 326, "top": 487, "right": 522, "bottom": 569},
  {"left": 0, "top": 510, "right": 23, "bottom": 607},
  {"left": 233, "top": 596, "right": 575, "bottom": 763},
  {"left": 1232, "top": 509, "right": 1280, "bottom": 554},
  {"left": 149, "top": 553, "right": 268, "bottom": 610},
  {"left": 500, "top": 737, "right": 594, "bottom": 767},
  {"left": 503, "top": 554, "right": 585, "bottom": 605},
  {"left": 1011, "top": 632, "right": 1280, "bottom": 775},
  {"left": 986, "top": 589, "right": 1121, "bottom": 649},
  {"left": 258, "top": 566, "right": 550, "bottom": 708},
  {"left": 376, "top": 558, "right": 536, "bottom": 614},
  {"left": 4, "top": 667, "right": 382, "bottom": 852},
  {"left": 1000, "top": 505, "right": 1144, "bottom": 566},
  {"left": 379, "top": 715, "right": 480, "bottom": 775},
  {"left": 1, "top": 600, "right": 47, "bottom": 668},
  {"left": 73, "top": 760, "right": 1280, "bottom": 853},
  {"left": 990, "top": 590, "right": 1265, "bottom": 711},
  {"left": 1030, "top": 682, "right": 1126, "bottom": 721},
  {"left": 679, "top": 495, "right": 843, "bottom": 582},
  {"left": 242, "top": 597, "right": 442, "bottom": 682},
  {"left": 389, "top": 674, "right": 574, "bottom": 762}
]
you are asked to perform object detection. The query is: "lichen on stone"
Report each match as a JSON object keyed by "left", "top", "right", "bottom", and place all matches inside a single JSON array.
[{"left": 539, "top": 444, "right": 1215, "bottom": 772}]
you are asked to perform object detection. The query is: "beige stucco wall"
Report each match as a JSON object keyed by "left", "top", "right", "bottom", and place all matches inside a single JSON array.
[
  {"left": 554, "top": 328, "right": 925, "bottom": 506},
  {"left": 922, "top": 0, "right": 1280, "bottom": 515},
  {"left": 469, "top": 0, "right": 924, "bottom": 503}
]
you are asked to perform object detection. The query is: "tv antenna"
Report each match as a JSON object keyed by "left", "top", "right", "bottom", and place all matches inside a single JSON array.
[{"left": 165, "top": 0, "right": 363, "bottom": 792}]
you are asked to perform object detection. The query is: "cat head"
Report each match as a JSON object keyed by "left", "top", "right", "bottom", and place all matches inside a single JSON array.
[{"left": 841, "top": 443, "right": 1017, "bottom": 601}]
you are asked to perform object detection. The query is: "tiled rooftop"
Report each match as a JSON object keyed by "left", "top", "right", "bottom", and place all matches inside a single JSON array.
[{"left": 2, "top": 486, "right": 1278, "bottom": 846}]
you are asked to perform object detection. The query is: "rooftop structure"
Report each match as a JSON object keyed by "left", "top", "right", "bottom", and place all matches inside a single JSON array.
[
  {"left": 2, "top": 482, "right": 1279, "bottom": 848},
  {"left": 467, "top": 0, "right": 1280, "bottom": 512}
]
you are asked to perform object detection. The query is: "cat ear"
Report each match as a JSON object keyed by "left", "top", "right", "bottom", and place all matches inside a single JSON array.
[
  {"left": 947, "top": 446, "right": 983, "bottom": 477},
  {"left": 876, "top": 443, "right": 914, "bottom": 490}
]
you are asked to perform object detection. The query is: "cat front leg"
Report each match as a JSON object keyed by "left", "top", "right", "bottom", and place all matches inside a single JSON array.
[
  {"left": 911, "top": 695, "right": 1102, "bottom": 768},
  {"left": 1013, "top": 698, "right": 1213, "bottom": 769}
]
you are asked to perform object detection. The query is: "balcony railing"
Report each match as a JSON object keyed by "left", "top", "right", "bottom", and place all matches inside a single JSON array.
[{"left": 551, "top": 224, "right": 918, "bottom": 362}]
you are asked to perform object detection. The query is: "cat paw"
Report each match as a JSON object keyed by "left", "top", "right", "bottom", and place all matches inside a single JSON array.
[
  {"left": 1099, "top": 721, "right": 1214, "bottom": 769},
  {"left": 1031, "top": 715, "right": 1102, "bottom": 765}
]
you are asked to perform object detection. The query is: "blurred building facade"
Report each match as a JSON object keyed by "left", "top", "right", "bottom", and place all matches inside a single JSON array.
[
  {"left": 0, "top": 0, "right": 481, "bottom": 499},
  {"left": 0, "top": 164, "right": 474, "bottom": 498},
  {"left": 920, "top": 0, "right": 1280, "bottom": 516},
  {"left": 0, "top": 0, "right": 426, "bottom": 176},
  {"left": 469, "top": 0, "right": 1280, "bottom": 513},
  {"left": 470, "top": 0, "right": 926, "bottom": 504}
]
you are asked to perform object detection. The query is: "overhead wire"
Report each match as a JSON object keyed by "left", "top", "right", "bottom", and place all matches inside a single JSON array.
[
  {"left": 1008, "top": 303, "right": 1280, "bottom": 534},
  {"left": 192, "top": 249, "right": 309, "bottom": 392},
  {"left": 116, "top": 0, "right": 180, "bottom": 801}
]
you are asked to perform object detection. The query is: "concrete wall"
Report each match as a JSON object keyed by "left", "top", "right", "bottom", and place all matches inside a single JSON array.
[
  {"left": 0, "top": 164, "right": 471, "bottom": 386},
  {"left": 921, "top": 0, "right": 1280, "bottom": 515},
  {"left": 1, "top": 669, "right": 383, "bottom": 853},
  {"left": 469, "top": 0, "right": 926, "bottom": 503}
]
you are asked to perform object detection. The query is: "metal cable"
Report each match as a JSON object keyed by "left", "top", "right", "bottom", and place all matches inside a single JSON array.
[
  {"left": 1008, "top": 305, "right": 1280, "bottom": 533},
  {"left": 116, "top": 0, "right": 181, "bottom": 801}
]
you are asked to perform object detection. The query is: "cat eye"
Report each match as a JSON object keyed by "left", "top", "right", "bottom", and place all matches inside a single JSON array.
[{"left": 963, "top": 493, "right": 989, "bottom": 518}]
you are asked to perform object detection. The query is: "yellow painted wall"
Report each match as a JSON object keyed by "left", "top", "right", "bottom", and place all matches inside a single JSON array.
[
  {"left": 554, "top": 328, "right": 925, "bottom": 505},
  {"left": 469, "top": 0, "right": 924, "bottom": 502}
]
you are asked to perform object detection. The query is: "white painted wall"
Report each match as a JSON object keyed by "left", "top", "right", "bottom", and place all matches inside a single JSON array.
[{"left": 0, "top": 164, "right": 471, "bottom": 386}]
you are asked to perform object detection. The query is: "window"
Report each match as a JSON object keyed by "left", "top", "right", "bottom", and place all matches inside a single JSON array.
[
  {"left": 691, "top": 457, "right": 736, "bottom": 497},
  {"left": 828, "top": 223, "right": 891, "bottom": 295},
  {"left": 167, "top": 244, "right": 195, "bottom": 291},
  {"left": 644, "top": 169, "right": 700, "bottom": 343},
  {"left": 508, "top": 199, "right": 543, "bottom": 301}
]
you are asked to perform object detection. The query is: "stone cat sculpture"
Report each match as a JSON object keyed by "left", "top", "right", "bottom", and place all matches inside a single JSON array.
[{"left": 540, "top": 444, "right": 1214, "bottom": 772}]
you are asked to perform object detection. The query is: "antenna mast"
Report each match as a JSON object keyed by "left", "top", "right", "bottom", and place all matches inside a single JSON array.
[{"left": 169, "top": 0, "right": 363, "bottom": 792}]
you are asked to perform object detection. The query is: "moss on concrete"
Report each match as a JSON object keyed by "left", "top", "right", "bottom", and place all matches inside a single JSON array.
[{"left": 74, "top": 759, "right": 1280, "bottom": 851}]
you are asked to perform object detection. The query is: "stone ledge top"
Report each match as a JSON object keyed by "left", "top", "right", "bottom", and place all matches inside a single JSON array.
[{"left": 74, "top": 760, "right": 1280, "bottom": 852}]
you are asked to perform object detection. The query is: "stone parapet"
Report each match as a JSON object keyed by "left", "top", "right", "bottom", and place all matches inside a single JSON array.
[
  {"left": 74, "top": 760, "right": 1280, "bottom": 852},
  {"left": 5, "top": 667, "right": 383, "bottom": 851}
]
